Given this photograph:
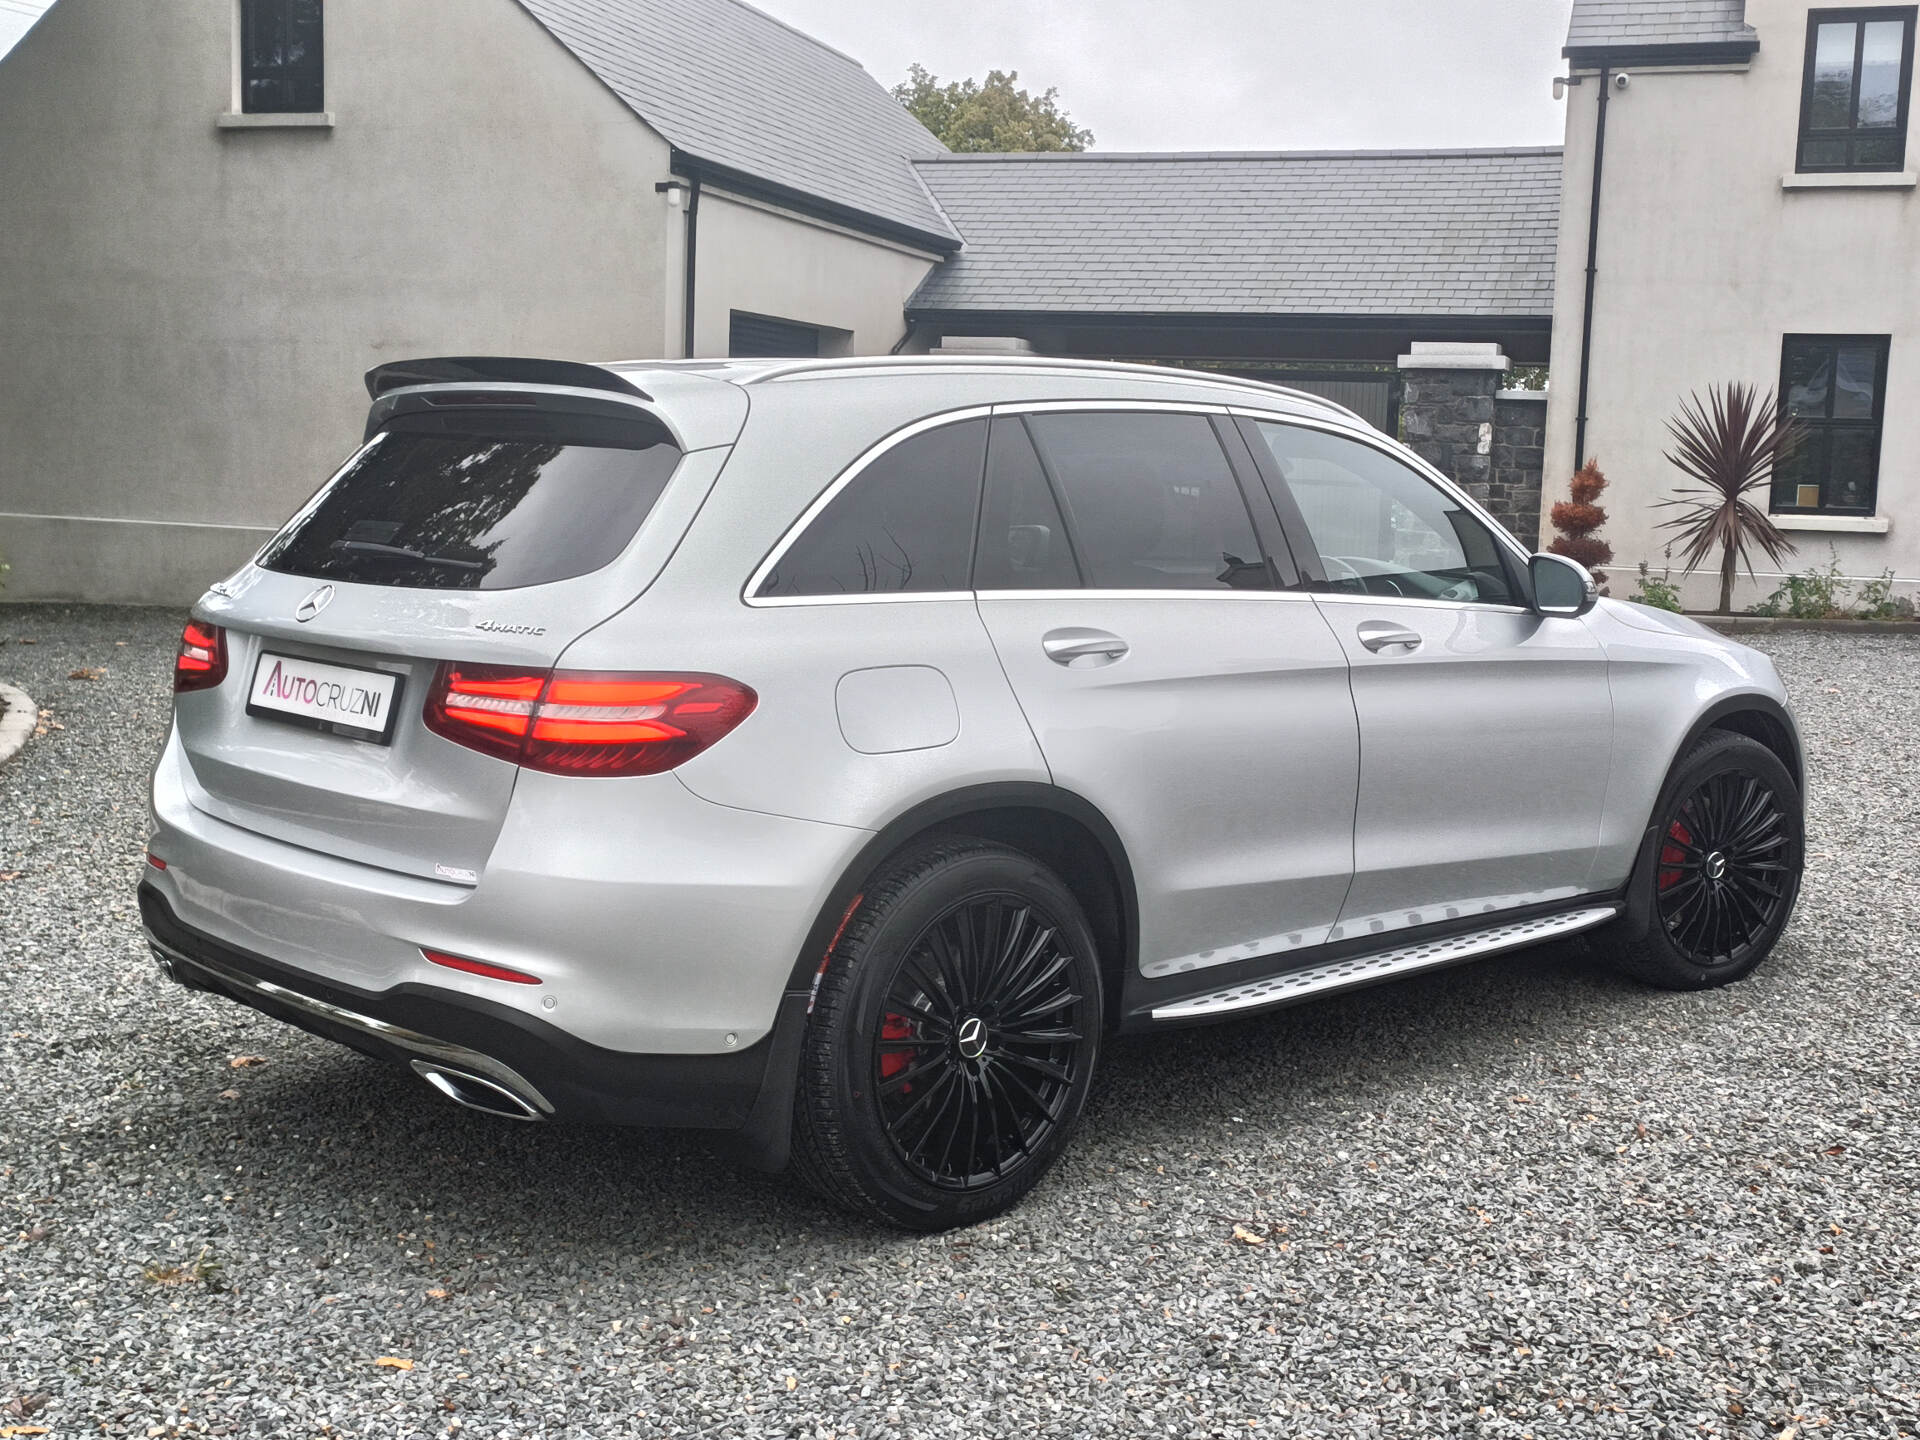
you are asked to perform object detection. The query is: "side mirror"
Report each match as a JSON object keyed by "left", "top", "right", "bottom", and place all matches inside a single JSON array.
[{"left": 1530, "top": 552, "right": 1598, "bottom": 617}]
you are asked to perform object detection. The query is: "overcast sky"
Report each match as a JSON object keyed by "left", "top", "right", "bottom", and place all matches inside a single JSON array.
[
  {"left": 0, "top": 0, "right": 1577, "bottom": 151},
  {"left": 756, "top": 0, "right": 1578, "bottom": 151}
]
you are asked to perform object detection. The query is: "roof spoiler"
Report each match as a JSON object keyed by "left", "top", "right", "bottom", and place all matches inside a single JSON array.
[{"left": 365, "top": 356, "right": 651, "bottom": 401}]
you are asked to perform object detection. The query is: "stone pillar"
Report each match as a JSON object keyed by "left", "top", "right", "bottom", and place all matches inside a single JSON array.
[
  {"left": 1491, "top": 388, "right": 1549, "bottom": 546},
  {"left": 1396, "top": 341, "right": 1532, "bottom": 541}
]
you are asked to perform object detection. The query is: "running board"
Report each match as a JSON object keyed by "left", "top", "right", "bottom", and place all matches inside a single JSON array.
[{"left": 1150, "top": 905, "right": 1619, "bottom": 1024}]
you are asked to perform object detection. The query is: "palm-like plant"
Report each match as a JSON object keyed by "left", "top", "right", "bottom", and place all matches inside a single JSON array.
[{"left": 1657, "top": 383, "right": 1801, "bottom": 614}]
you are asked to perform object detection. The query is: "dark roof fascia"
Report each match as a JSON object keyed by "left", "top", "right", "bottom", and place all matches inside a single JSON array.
[
  {"left": 672, "top": 150, "right": 961, "bottom": 256},
  {"left": 905, "top": 308, "right": 1556, "bottom": 332},
  {"left": 1563, "top": 39, "right": 1758, "bottom": 68}
]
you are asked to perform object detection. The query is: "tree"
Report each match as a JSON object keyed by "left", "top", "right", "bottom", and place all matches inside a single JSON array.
[
  {"left": 1657, "top": 383, "right": 1800, "bottom": 615},
  {"left": 892, "top": 64, "right": 1092, "bottom": 153},
  {"left": 1548, "top": 458, "right": 1614, "bottom": 591}
]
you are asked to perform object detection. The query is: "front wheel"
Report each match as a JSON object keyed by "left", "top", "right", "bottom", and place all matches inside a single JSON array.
[
  {"left": 790, "top": 839, "right": 1103, "bottom": 1231},
  {"left": 1612, "top": 730, "right": 1804, "bottom": 990}
]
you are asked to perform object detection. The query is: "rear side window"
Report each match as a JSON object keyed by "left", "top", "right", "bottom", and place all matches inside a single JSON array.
[
  {"left": 1024, "top": 412, "right": 1274, "bottom": 591},
  {"left": 756, "top": 419, "right": 988, "bottom": 598},
  {"left": 975, "top": 417, "right": 1082, "bottom": 590},
  {"left": 257, "top": 408, "right": 681, "bottom": 591}
]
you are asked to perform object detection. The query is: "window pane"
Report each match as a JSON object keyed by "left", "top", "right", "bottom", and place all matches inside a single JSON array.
[
  {"left": 1833, "top": 344, "right": 1882, "bottom": 418},
  {"left": 1800, "top": 136, "right": 1850, "bottom": 167},
  {"left": 1784, "top": 342, "right": 1833, "bottom": 417},
  {"left": 1026, "top": 413, "right": 1271, "bottom": 591},
  {"left": 975, "top": 418, "right": 1080, "bottom": 590},
  {"left": 1829, "top": 429, "right": 1878, "bottom": 509},
  {"left": 241, "top": 0, "right": 324, "bottom": 114},
  {"left": 757, "top": 420, "right": 986, "bottom": 597},
  {"left": 1774, "top": 428, "right": 1829, "bottom": 510},
  {"left": 1853, "top": 132, "right": 1905, "bottom": 166},
  {"left": 1254, "top": 423, "right": 1515, "bottom": 606},
  {"left": 258, "top": 411, "right": 681, "bottom": 591},
  {"left": 1859, "top": 20, "right": 1907, "bottom": 126},
  {"left": 1810, "top": 21, "right": 1859, "bottom": 130}
]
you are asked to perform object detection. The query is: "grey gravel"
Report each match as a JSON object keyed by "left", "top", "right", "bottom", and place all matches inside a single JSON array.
[{"left": 2, "top": 604, "right": 1917, "bottom": 1439}]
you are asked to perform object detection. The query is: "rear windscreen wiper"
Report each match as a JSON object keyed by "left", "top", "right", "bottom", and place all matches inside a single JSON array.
[{"left": 329, "top": 539, "right": 485, "bottom": 571}]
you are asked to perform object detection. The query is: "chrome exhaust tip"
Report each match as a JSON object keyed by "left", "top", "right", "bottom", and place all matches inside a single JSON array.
[{"left": 410, "top": 1060, "right": 544, "bottom": 1122}]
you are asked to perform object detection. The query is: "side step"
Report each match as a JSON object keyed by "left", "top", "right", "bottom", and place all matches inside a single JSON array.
[{"left": 1150, "top": 905, "right": 1618, "bottom": 1024}]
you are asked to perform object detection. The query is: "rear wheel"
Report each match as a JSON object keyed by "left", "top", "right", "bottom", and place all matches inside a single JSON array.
[
  {"left": 1612, "top": 731, "right": 1803, "bottom": 990},
  {"left": 791, "top": 839, "right": 1102, "bottom": 1231}
]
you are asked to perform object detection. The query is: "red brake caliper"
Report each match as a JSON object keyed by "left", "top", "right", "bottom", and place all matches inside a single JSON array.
[
  {"left": 879, "top": 1012, "right": 916, "bottom": 1089},
  {"left": 1657, "top": 820, "right": 1692, "bottom": 891}
]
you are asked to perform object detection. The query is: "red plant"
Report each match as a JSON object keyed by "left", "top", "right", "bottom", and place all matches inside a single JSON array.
[
  {"left": 1548, "top": 458, "right": 1613, "bottom": 588},
  {"left": 1657, "top": 384, "right": 1800, "bottom": 615}
]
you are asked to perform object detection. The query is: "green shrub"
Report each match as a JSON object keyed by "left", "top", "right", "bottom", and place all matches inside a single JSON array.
[
  {"left": 1629, "top": 561, "right": 1685, "bottom": 613},
  {"left": 1750, "top": 549, "right": 1850, "bottom": 619},
  {"left": 1855, "top": 569, "right": 1900, "bottom": 621}
]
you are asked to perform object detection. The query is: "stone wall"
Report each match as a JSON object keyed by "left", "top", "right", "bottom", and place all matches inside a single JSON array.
[{"left": 1396, "top": 342, "right": 1546, "bottom": 545}]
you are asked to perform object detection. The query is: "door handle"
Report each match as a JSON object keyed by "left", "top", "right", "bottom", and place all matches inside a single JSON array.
[
  {"left": 1356, "top": 620, "right": 1422, "bottom": 654},
  {"left": 1042, "top": 628, "right": 1130, "bottom": 667}
]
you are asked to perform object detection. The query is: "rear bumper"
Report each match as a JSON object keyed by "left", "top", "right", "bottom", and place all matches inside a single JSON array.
[{"left": 141, "top": 886, "right": 807, "bottom": 1133}]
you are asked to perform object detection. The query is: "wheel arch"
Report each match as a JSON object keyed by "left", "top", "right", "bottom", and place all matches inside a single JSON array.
[{"left": 782, "top": 782, "right": 1139, "bottom": 1029}]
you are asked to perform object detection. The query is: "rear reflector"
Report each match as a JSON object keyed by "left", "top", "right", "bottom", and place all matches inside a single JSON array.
[
  {"left": 173, "top": 619, "right": 228, "bottom": 693},
  {"left": 425, "top": 665, "right": 756, "bottom": 777},
  {"left": 145, "top": 853, "right": 167, "bottom": 870},
  {"left": 422, "top": 948, "right": 543, "bottom": 986}
]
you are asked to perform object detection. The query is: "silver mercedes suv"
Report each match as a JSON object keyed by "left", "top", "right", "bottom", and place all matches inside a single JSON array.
[{"left": 143, "top": 355, "right": 1805, "bottom": 1230}]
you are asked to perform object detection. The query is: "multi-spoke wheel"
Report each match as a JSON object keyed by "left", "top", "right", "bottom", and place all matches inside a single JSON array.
[
  {"left": 790, "top": 840, "right": 1102, "bottom": 1230},
  {"left": 1613, "top": 731, "right": 1803, "bottom": 989}
]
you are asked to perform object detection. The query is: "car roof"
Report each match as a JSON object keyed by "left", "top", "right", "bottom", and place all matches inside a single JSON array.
[{"left": 601, "top": 354, "right": 1368, "bottom": 427}]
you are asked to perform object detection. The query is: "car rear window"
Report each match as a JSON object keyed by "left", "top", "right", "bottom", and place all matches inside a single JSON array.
[{"left": 257, "top": 408, "right": 682, "bottom": 591}]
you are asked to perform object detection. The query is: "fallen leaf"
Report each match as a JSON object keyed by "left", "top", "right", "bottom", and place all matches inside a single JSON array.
[
  {"left": 0, "top": 1426, "right": 51, "bottom": 1437},
  {"left": 1822, "top": 1145, "right": 1847, "bottom": 1156},
  {"left": 218, "top": 1089, "right": 241, "bottom": 1101},
  {"left": 1230, "top": 1224, "right": 1267, "bottom": 1246},
  {"left": 785, "top": 1375, "right": 798, "bottom": 1391},
  {"left": 23, "top": 1227, "right": 51, "bottom": 1243},
  {"left": 426, "top": 1288, "right": 450, "bottom": 1300},
  {"left": 68, "top": 667, "right": 106, "bottom": 681},
  {"left": 0, "top": 873, "right": 21, "bottom": 883},
  {"left": 229, "top": 1055, "right": 269, "bottom": 1069},
  {"left": 15, "top": 638, "right": 34, "bottom": 645},
  {"left": 3, "top": 1396, "right": 49, "bottom": 1419},
  {"left": 374, "top": 1357, "right": 414, "bottom": 1371}
]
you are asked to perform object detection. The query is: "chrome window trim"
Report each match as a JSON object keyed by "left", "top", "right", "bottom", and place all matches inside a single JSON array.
[
  {"left": 976, "top": 588, "right": 1319, "bottom": 604},
  {"left": 750, "top": 590, "right": 977, "bottom": 609},
  {"left": 741, "top": 405, "right": 995, "bottom": 606},
  {"left": 1226, "top": 405, "right": 1537, "bottom": 570},
  {"left": 1310, "top": 590, "right": 1534, "bottom": 616}
]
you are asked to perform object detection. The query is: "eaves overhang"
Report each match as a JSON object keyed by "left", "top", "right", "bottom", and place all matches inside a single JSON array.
[
  {"left": 1563, "top": 38, "right": 1759, "bottom": 69},
  {"left": 671, "top": 149, "right": 962, "bottom": 257}
]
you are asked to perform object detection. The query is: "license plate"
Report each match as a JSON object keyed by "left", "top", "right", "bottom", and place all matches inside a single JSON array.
[{"left": 247, "top": 652, "right": 403, "bottom": 744}]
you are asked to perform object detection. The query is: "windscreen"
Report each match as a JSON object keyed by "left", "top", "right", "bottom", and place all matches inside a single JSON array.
[{"left": 257, "top": 408, "right": 682, "bottom": 591}]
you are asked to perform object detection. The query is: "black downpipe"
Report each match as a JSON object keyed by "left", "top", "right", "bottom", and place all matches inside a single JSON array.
[
  {"left": 682, "top": 175, "right": 701, "bottom": 359},
  {"left": 1572, "top": 69, "right": 1610, "bottom": 472}
]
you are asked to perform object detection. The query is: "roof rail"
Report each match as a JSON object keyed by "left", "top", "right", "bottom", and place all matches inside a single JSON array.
[
  {"left": 739, "top": 354, "right": 1365, "bottom": 423},
  {"left": 366, "top": 356, "right": 651, "bottom": 400}
]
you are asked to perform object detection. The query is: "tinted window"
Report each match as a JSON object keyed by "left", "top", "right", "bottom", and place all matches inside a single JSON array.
[
  {"left": 1024, "top": 413, "right": 1272, "bottom": 591},
  {"left": 1798, "top": 9, "right": 1915, "bottom": 171},
  {"left": 975, "top": 417, "right": 1081, "bottom": 590},
  {"left": 241, "top": 0, "right": 324, "bottom": 114},
  {"left": 257, "top": 409, "right": 681, "bottom": 591},
  {"left": 1254, "top": 422, "right": 1517, "bottom": 605},
  {"left": 757, "top": 419, "right": 987, "bottom": 598},
  {"left": 1775, "top": 334, "right": 1889, "bottom": 514}
]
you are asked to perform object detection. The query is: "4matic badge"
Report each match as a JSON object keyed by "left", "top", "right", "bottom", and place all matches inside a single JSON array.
[{"left": 475, "top": 620, "right": 547, "bottom": 636}]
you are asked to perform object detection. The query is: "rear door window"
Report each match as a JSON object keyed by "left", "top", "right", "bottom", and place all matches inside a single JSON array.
[
  {"left": 756, "top": 418, "right": 988, "bottom": 598},
  {"left": 974, "top": 417, "right": 1082, "bottom": 590},
  {"left": 258, "top": 408, "right": 681, "bottom": 591},
  {"left": 1023, "top": 412, "right": 1274, "bottom": 591}
]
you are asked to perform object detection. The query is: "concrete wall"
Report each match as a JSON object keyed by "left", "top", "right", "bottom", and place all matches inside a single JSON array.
[
  {"left": 689, "top": 188, "right": 940, "bottom": 358},
  {"left": 1544, "top": 0, "right": 1919, "bottom": 609},
  {"left": 0, "top": 0, "right": 676, "bottom": 603}
]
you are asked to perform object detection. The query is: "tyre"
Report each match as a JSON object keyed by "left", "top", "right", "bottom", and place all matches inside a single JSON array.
[
  {"left": 790, "top": 838, "right": 1103, "bottom": 1231},
  {"left": 1612, "top": 730, "right": 1804, "bottom": 990}
]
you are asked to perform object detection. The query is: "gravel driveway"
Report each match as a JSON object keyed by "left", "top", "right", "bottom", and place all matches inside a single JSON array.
[{"left": 2, "top": 604, "right": 1916, "bottom": 1439}]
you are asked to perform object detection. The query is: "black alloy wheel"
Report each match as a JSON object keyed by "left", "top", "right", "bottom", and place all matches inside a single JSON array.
[
  {"left": 873, "top": 895, "right": 1089, "bottom": 1190},
  {"left": 1612, "top": 730, "right": 1803, "bottom": 990},
  {"left": 791, "top": 839, "right": 1103, "bottom": 1230}
]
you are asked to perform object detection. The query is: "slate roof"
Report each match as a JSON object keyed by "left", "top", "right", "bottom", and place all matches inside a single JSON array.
[
  {"left": 907, "top": 150, "right": 1562, "bottom": 319},
  {"left": 515, "top": 0, "right": 958, "bottom": 249},
  {"left": 1564, "top": 0, "right": 1758, "bottom": 61}
]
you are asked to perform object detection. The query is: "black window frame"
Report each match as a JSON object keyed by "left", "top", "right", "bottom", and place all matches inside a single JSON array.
[
  {"left": 1796, "top": 6, "right": 1917, "bottom": 173},
  {"left": 729, "top": 311, "right": 823, "bottom": 358},
  {"left": 240, "top": 0, "right": 325, "bottom": 115},
  {"left": 1774, "top": 333, "right": 1891, "bottom": 516}
]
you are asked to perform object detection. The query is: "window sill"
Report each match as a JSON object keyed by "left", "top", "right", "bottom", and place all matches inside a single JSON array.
[
  {"left": 217, "top": 111, "right": 335, "bottom": 130},
  {"left": 1780, "top": 170, "right": 1916, "bottom": 190},
  {"left": 1770, "top": 513, "right": 1891, "bottom": 534}
]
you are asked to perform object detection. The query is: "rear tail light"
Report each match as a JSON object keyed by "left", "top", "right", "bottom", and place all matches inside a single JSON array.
[
  {"left": 174, "top": 619, "right": 228, "bottom": 693},
  {"left": 425, "top": 664, "right": 756, "bottom": 776}
]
